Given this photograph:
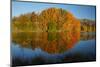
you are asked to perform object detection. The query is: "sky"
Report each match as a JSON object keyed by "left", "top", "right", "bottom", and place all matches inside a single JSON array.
[{"left": 12, "top": 1, "right": 96, "bottom": 20}]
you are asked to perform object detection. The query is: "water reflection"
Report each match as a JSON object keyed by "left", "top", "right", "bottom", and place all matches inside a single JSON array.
[
  {"left": 80, "top": 32, "right": 95, "bottom": 41},
  {"left": 12, "top": 32, "right": 96, "bottom": 66},
  {"left": 12, "top": 31, "right": 80, "bottom": 54}
]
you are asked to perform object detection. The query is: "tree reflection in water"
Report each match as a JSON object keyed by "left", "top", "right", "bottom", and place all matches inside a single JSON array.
[
  {"left": 80, "top": 32, "right": 95, "bottom": 41},
  {"left": 12, "top": 31, "right": 96, "bottom": 66},
  {"left": 12, "top": 31, "right": 80, "bottom": 54}
]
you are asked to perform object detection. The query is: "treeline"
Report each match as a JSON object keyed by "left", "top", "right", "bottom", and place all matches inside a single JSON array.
[
  {"left": 12, "top": 8, "right": 80, "bottom": 33},
  {"left": 80, "top": 19, "right": 96, "bottom": 32}
]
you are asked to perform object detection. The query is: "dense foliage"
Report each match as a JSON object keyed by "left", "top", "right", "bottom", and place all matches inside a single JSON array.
[
  {"left": 80, "top": 19, "right": 96, "bottom": 32},
  {"left": 12, "top": 8, "right": 80, "bottom": 33}
]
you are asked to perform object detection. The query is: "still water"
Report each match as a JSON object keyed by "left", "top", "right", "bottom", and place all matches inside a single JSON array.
[{"left": 11, "top": 32, "right": 96, "bottom": 66}]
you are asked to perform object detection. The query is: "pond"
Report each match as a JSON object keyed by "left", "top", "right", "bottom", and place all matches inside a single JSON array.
[{"left": 11, "top": 32, "right": 96, "bottom": 66}]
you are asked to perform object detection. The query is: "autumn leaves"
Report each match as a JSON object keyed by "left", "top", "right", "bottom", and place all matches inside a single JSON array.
[{"left": 12, "top": 8, "right": 80, "bottom": 33}]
